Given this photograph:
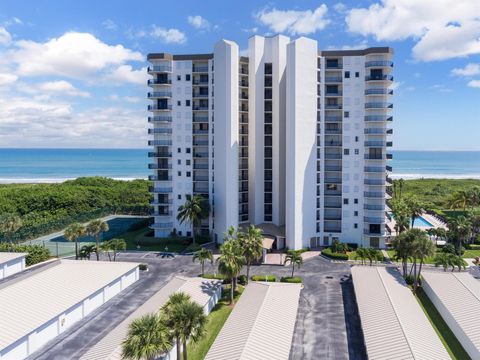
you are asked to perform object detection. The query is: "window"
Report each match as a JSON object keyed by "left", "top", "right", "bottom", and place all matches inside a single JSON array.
[
  {"left": 354, "top": 198, "right": 358, "bottom": 204},
  {"left": 177, "top": 171, "right": 181, "bottom": 176},
  {"left": 186, "top": 160, "right": 191, "bottom": 165},
  {"left": 186, "top": 74, "right": 191, "bottom": 81},
  {"left": 343, "top": 198, "right": 349, "bottom": 205},
  {"left": 186, "top": 171, "right": 191, "bottom": 177},
  {"left": 186, "top": 100, "right": 190, "bottom": 107},
  {"left": 354, "top": 149, "right": 359, "bottom": 155},
  {"left": 187, "top": 231, "right": 192, "bottom": 237},
  {"left": 177, "top": 75, "right": 181, "bottom": 81},
  {"left": 178, "top": 194, "right": 181, "bottom": 199},
  {"left": 177, "top": 148, "right": 181, "bottom": 153},
  {"left": 178, "top": 231, "right": 182, "bottom": 236},
  {"left": 354, "top": 211, "right": 358, "bottom": 216},
  {"left": 344, "top": 71, "right": 350, "bottom": 78},
  {"left": 354, "top": 223, "right": 358, "bottom": 229},
  {"left": 186, "top": 148, "right": 191, "bottom": 154},
  {"left": 177, "top": 100, "right": 181, "bottom": 106},
  {"left": 344, "top": 149, "right": 350, "bottom": 155},
  {"left": 177, "top": 159, "right": 181, "bottom": 165},
  {"left": 355, "top": 136, "right": 359, "bottom": 142},
  {"left": 355, "top": 72, "right": 359, "bottom": 78},
  {"left": 344, "top": 111, "right": 349, "bottom": 118}
]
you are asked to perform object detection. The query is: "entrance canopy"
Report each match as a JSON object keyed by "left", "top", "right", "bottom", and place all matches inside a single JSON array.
[{"left": 239, "top": 223, "right": 286, "bottom": 250}]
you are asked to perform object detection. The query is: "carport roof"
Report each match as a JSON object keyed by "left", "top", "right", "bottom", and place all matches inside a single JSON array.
[
  {"left": 205, "top": 282, "right": 301, "bottom": 360},
  {"left": 0, "top": 252, "right": 27, "bottom": 265},
  {"left": 351, "top": 266, "right": 450, "bottom": 360},
  {"left": 0, "top": 260, "right": 139, "bottom": 350}
]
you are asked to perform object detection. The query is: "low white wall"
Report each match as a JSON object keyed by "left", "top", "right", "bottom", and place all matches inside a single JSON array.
[
  {"left": 0, "top": 256, "right": 26, "bottom": 280},
  {"left": 0, "top": 266, "right": 139, "bottom": 360},
  {"left": 423, "top": 278, "right": 480, "bottom": 359}
]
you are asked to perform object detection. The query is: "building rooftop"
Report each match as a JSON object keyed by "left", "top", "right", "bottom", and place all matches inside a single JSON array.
[
  {"left": 422, "top": 271, "right": 480, "bottom": 354},
  {"left": 81, "top": 276, "right": 222, "bottom": 360},
  {"left": 0, "top": 252, "right": 27, "bottom": 265},
  {"left": 352, "top": 266, "right": 449, "bottom": 360},
  {"left": 205, "top": 282, "right": 301, "bottom": 360},
  {"left": 0, "top": 260, "right": 139, "bottom": 350}
]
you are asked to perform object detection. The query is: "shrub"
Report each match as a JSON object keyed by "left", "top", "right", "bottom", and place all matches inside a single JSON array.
[
  {"left": 287, "top": 247, "right": 310, "bottom": 255},
  {"left": 0, "top": 243, "right": 50, "bottom": 266},
  {"left": 321, "top": 248, "right": 349, "bottom": 261},
  {"left": 237, "top": 274, "right": 248, "bottom": 285},
  {"left": 404, "top": 275, "right": 421, "bottom": 286},
  {"left": 331, "top": 239, "right": 350, "bottom": 254},
  {"left": 280, "top": 276, "right": 302, "bottom": 283},
  {"left": 139, "top": 263, "right": 148, "bottom": 271},
  {"left": 251, "top": 274, "right": 276, "bottom": 282}
]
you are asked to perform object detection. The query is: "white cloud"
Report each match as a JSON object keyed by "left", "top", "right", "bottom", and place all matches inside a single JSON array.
[
  {"left": 430, "top": 84, "right": 453, "bottom": 93},
  {"left": 151, "top": 26, "right": 186, "bottom": 44},
  {"left": 327, "top": 40, "right": 368, "bottom": 50},
  {"left": 451, "top": 63, "right": 480, "bottom": 77},
  {"left": 333, "top": 3, "right": 347, "bottom": 13},
  {"left": 188, "top": 15, "right": 210, "bottom": 30},
  {"left": 0, "top": 73, "right": 17, "bottom": 86},
  {"left": 468, "top": 80, "right": 480, "bottom": 88},
  {"left": 37, "top": 80, "right": 90, "bottom": 97},
  {"left": 0, "top": 27, "right": 12, "bottom": 45},
  {"left": 105, "top": 65, "right": 148, "bottom": 85},
  {"left": 9, "top": 32, "right": 144, "bottom": 79},
  {"left": 102, "top": 19, "right": 118, "bottom": 31},
  {"left": 0, "top": 94, "right": 146, "bottom": 148},
  {"left": 390, "top": 81, "right": 403, "bottom": 91},
  {"left": 255, "top": 4, "right": 329, "bottom": 35},
  {"left": 346, "top": 0, "right": 480, "bottom": 61}
]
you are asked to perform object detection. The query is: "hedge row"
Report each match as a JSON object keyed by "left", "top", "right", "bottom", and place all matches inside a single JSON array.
[
  {"left": 251, "top": 274, "right": 277, "bottom": 282},
  {"left": 0, "top": 243, "right": 51, "bottom": 266},
  {"left": 321, "top": 248, "right": 349, "bottom": 261},
  {"left": 280, "top": 276, "right": 302, "bottom": 283}
]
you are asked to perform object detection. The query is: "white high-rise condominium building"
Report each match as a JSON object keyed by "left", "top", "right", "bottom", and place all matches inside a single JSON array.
[{"left": 147, "top": 35, "right": 393, "bottom": 249}]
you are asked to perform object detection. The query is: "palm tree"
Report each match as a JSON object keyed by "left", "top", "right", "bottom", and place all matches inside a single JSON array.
[
  {"left": 354, "top": 248, "right": 367, "bottom": 265},
  {"left": 392, "top": 229, "right": 417, "bottom": 278},
  {"left": 405, "top": 195, "right": 423, "bottom": 228},
  {"left": 109, "top": 238, "right": 127, "bottom": 261},
  {"left": 216, "top": 238, "right": 245, "bottom": 304},
  {"left": 284, "top": 251, "right": 303, "bottom": 278},
  {"left": 161, "top": 292, "right": 207, "bottom": 360},
  {"left": 64, "top": 223, "right": 86, "bottom": 260},
  {"left": 192, "top": 248, "right": 213, "bottom": 276},
  {"left": 469, "top": 187, "right": 480, "bottom": 209},
  {"left": 434, "top": 253, "right": 451, "bottom": 272},
  {"left": 79, "top": 244, "right": 96, "bottom": 260},
  {"left": 449, "top": 190, "right": 471, "bottom": 213},
  {"left": 449, "top": 216, "right": 471, "bottom": 249},
  {"left": 161, "top": 292, "right": 190, "bottom": 360},
  {"left": 177, "top": 195, "right": 210, "bottom": 244},
  {"left": 86, "top": 219, "right": 109, "bottom": 261},
  {"left": 121, "top": 313, "right": 171, "bottom": 360},
  {"left": 366, "top": 248, "right": 381, "bottom": 266},
  {"left": 0, "top": 213, "right": 22, "bottom": 243},
  {"left": 241, "top": 225, "right": 263, "bottom": 284},
  {"left": 413, "top": 233, "right": 435, "bottom": 293},
  {"left": 390, "top": 199, "right": 410, "bottom": 234}
]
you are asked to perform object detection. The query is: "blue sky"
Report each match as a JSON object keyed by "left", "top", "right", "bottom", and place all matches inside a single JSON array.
[{"left": 0, "top": 0, "right": 479, "bottom": 150}]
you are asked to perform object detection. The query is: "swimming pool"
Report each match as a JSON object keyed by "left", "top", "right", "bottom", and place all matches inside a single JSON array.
[{"left": 391, "top": 214, "right": 434, "bottom": 228}]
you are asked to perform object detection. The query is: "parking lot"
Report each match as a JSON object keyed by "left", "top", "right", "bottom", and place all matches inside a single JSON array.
[{"left": 28, "top": 252, "right": 366, "bottom": 360}]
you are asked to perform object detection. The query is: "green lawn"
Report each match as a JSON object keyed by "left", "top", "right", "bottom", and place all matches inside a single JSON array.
[
  {"left": 116, "top": 227, "right": 190, "bottom": 253},
  {"left": 186, "top": 285, "right": 244, "bottom": 360},
  {"left": 388, "top": 248, "right": 480, "bottom": 261},
  {"left": 415, "top": 287, "right": 471, "bottom": 360},
  {"left": 462, "top": 249, "right": 480, "bottom": 258},
  {"left": 387, "top": 250, "right": 437, "bottom": 264}
]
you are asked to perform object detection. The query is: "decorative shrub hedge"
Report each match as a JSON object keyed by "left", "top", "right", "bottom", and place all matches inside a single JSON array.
[
  {"left": 321, "top": 248, "right": 349, "bottom": 260},
  {"left": 251, "top": 274, "right": 277, "bottom": 282},
  {"left": 280, "top": 276, "right": 302, "bottom": 283},
  {"left": 139, "top": 263, "right": 148, "bottom": 271},
  {"left": 0, "top": 243, "right": 50, "bottom": 266}
]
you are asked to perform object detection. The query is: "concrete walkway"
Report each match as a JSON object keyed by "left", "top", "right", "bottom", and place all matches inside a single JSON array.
[{"left": 264, "top": 251, "right": 321, "bottom": 266}]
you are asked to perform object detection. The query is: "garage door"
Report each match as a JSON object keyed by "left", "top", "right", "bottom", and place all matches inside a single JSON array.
[
  {"left": 84, "top": 289, "right": 104, "bottom": 316},
  {"left": 60, "top": 303, "right": 83, "bottom": 333},
  {"left": 0, "top": 338, "right": 28, "bottom": 360},
  {"left": 28, "top": 317, "right": 59, "bottom": 354},
  {"left": 104, "top": 278, "right": 121, "bottom": 302},
  {"left": 4, "top": 260, "right": 22, "bottom": 278}
]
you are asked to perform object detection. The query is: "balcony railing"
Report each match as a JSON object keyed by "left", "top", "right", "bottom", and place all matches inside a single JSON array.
[
  {"left": 325, "top": 115, "right": 342, "bottom": 122},
  {"left": 148, "top": 164, "right": 172, "bottom": 170},
  {"left": 364, "top": 154, "right": 384, "bottom": 160},
  {"left": 325, "top": 129, "right": 342, "bottom": 135},
  {"left": 365, "top": 88, "right": 393, "bottom": 95},
  {"left": 325, "top": 178, "right": 342, "bottom": 184},
  {"left": 148, "top": 92, "right": 172, "bottom": 98},
  {"left": 148, "top": 65, "right": 173, "bottom": 73},
  {"left": 148, "top": 152, "right": 172, "bottom": 158},
  {"left": 148, "top": 79, "right": 172, "bottom": 85},
  {"left": 364, "top": 128, "right": 386, "bottom": 134},
  {"left": 364, "top": 166, "right": 384, "bottom": 173},
  {"left": 365, "top": 102, "right": 393, "bottom": 109},
  {"left": 193, "top": 176, "right": 209, "bottom": 181},
  {"left": 193, "top": 152, "right": 208, "bottom": 158},
  {"left": 325, "top": 91, "right": 342, "bottom": 96},
  {"left": 365, "top": 60, "right": 393, "bottom": 68},
  {"left": 193, "top": 164, "right": 209, "bottom": 169},
  {"left": 148, "top": 128, "right": 172, "bottom": 134},
  {"left": 364, "top": 217, "right": 384, "bottom": 223},
  {"left": 192, "top": 93, "right": 209, "bottom": 98},
  {"left": 325, "top": 154, "right": 342, "bottom": 159},
  {"left": 192, "top": 65, "right": 209, "bottom": 73},
  {"left": 365, "top": 115, "right": 393, "bottom": 122},
  {"left": 365, "top": 74, "right": 394, "bottom": 81},
  {"left": 193, "top": 140, "right": 209, "bottom": 146},
  {"left": 148, "top": 105, "right": 172, "bottom": 111},
  {"left": 148, "top": 140, "right": 172, "bottom": 146},
  {"left": 365, "top": 141, "right": 386, "bottom": 147},
  {"left": 192, "top": 79, "right": 209, "bottom": 85},
  {"left": 324, "top": 203, "right": 342, "bottom": 208},
  {"left": 325, "top": 165, "right": 342, "bottom": 171},
  {"left": 364, "top": 204, "right": 385, "bottom": 211},
  {"left": 364, "top": 191, "right": 384, "bottom": 198},
  {"left": 364, "top": 179, "right": 385, "bottom": 185},
  {"left": 151, "top": 187, "right": 173, "bottom": 193},
  {"left": 324, "top": 77, "right": 343, "bottom": 83},
  {"left": 193, "top": 129, "right": 209, "bottom": 135},
  {"left": 150, "top": 198, "right": 173, "bottom": 204},
  {"left": 148, "top": 116, "right": 172, "bottom": 123},
  {"left": 325, "top": 141, "right": 342, "bottom": 147},
  {"left": 325, "top": 104, "right": 343, "bottom": 110},
  {"left": 325, "top": 63, "right": 343, "bottom": 69},
  {"left": 193, "top": 115, "right": 209, "bottom": 122},
  {"left": 151, "top": 222, "right": 174, "bottom": 229},
  {"left": 193, "top": 105, "right": 209, "bottom": 111}
]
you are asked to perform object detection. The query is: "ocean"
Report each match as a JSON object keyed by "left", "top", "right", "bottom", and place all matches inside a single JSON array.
[{"left": 0, "top": 149, "right": 479, "bottom": 183}]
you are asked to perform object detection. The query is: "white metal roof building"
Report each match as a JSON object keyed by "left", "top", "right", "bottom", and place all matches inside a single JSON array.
[
  {"left": 0, "top": 259, "right": 139, "bottom": 360},
  {"left": 351, "top": 266, "right": 450, "bottom": 360},
  {"left": 422, "top": 271, "right": 480, "bottom": 359},
  {"left": 205, "top": 282, "right": 301, "bottom": 360},
  {"left": 0, "top": 253, "right": 26, "bottom": 280},
  {"left": 81, "top": 276, "right": 222, "bottom": 360}
]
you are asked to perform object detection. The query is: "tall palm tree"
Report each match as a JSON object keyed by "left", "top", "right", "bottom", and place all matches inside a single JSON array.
[
  {"left": 449, "top": 190, "right": 471, "bottom": 213},
  {"left": 0, "top": 213, "right": 22, "bottom": 243},
  {"left": 177, "top": 195, "right": 210, "bottom": 244},
  {"left": 397, "top": 178, "right": 405, "bottom": 198},
  {"left": 241, "top": 225, "right": 263, "bottom": 284},
  {"left": 161, "top": 292, "right": 190, "bottom": 360},
  {"left": 192, "top": 248, "right": 213, "bottom": 276},
  {"left": 413, "top": 232, "right": 435, "bottom": 293},
  {"left": 469, "top": 187, "right": 480, "bottom": 209},
  {"left": 449, "top": 216, "right": 471, "bottom": 249},
  {"left": 121, "top": 313, "right": 171, "bottom": 360},
  {"left": 405, "top": 195, "right": 423, "bottom": 228},
  {"left": 110, "top": 238, "right": 127, "bottom": 261},
  {"left": 284, "top": 251, "right": 303, "bottom": 278},
  {"left": 64, "top": 223, "right": 86, "bottom": 260},
  {"left": 392, "top": 229, "right": 417, "bottom": 278},
  {"left": 86, "top": 219, "right": 109, "bottom": 261},
  {"left": 390, "top": 199, "right": 410, "bottom": 234},
  {"left": 216, "top": 238, "right": 245, "bottom": 304},
  {"left": 354, "top": 247, "right": 367, "bottom": 265}
]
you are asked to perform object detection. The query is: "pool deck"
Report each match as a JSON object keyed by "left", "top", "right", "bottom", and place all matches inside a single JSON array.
[{"left": 386, "top": 211, "right": 447, "bottom": 237}]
